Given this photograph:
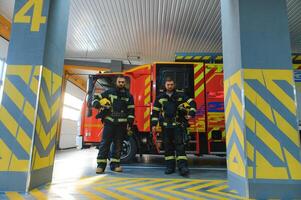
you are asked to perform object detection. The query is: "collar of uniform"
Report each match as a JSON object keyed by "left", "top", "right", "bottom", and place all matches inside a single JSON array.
[
  {"left": 163, "top": 91, "right": 179, "bottom": 101},
  {"left": 166, "top": 91, "right": 173, "bottom": 97},
  {"left": 115, "top": 87, "right": 127, "bottom": 93}
]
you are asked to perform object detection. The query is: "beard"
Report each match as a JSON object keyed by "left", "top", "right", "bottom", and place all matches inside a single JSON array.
[{"left": 117, "top": 85, "right": 125, "bottom": 90}]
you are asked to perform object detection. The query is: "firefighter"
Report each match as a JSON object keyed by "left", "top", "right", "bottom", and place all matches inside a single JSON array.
[
  {"left": 92, "top": 75, "right": 135, "bottom": 174},
  {"left": 151, "top": 77, "right": 196, "bottom": 176}
]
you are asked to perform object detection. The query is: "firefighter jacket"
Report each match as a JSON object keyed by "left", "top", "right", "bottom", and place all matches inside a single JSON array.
[
  {"left": 93, "top": 88, "right": 135, "bottom": 124},
  {"left": 151, "top": 90, "right": 196, "bottom": 128}
]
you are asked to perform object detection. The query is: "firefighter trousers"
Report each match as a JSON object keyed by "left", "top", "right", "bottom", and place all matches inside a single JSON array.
[
  {"left": 97, "top": 122, "right": 127, "bottom": 170},
  {"left": 163, "top": 126, "right": 188, "bottom": 170}
]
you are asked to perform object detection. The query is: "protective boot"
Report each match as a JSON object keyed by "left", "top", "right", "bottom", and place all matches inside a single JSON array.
[
  {"left": 96, "top": 167, "right": 105, "bottom": 174},
  {"left": 178, "top": 158, "right": 189, "bottom": 177},
  {"left": 179, "top": 166, "right": 189, "bottom": 177},
  {"left": 165, "top": 167, "right": 175, "bottom": 174},
  {"left": 165, "top": 159, "right": 176, "bottom": 174},
  {"left": 96, "top": 164, "right": 105, "bottom": 174},
  {"left": 113, "top": 166, "right": 123, "bottom": 172},
  {"left": 110, "top": 161, "right": 123, "bottom": 172}
]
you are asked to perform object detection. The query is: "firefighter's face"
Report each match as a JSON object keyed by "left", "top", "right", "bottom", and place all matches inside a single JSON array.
[
  {"left": 165, "top": 80, "right": 175, "bottom": 92},
  {"left": 116, "top": 77, "right": 126, "bottom": 89}
]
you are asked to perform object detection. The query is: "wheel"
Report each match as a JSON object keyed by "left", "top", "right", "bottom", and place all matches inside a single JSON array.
[
  {"left": 81, "top": 137, "right": 91, "bottom": 149},
  {"left": 110, "top": 137, "right": 137, "bottom": 163},
  {"left": 121, "top": 137, "right": 137, "bottom": 163},
  {"left": 82, "top": 144, "right": 91, "bottom": 149}
]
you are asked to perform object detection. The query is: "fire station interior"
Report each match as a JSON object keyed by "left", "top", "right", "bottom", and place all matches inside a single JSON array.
[{"left": 1, "top": 0, "right": 301, "bottom": 199}]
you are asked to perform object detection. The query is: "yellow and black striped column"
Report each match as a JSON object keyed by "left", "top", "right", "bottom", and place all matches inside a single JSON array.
[
  {"left": 221, "top": 0, "right": 301, "bottom": 199},
  {"left": 0, "top": 0, "right": 70, "bottom": 192}
]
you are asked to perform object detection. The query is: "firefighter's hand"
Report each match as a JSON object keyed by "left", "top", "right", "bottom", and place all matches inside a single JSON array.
[
  {"left": 92, "top": 100, "right": 101, "bottom": 109},
  {"left": 152, "top": 126, "right": 156, "bottom": 133},
  {"left": 127, "top": 124, "right": 133, "bottom": 136},
  {"left": 95, "top": 112, "right": 102, "bottom": 119}
]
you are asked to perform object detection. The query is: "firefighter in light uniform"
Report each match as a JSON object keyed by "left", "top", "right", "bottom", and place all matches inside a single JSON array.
[
  {"left": 92, "top": 75, "right": 135, "bottom": 174},
  {"left": 151, "top": 77, "right": 196, "bottom": 176}
]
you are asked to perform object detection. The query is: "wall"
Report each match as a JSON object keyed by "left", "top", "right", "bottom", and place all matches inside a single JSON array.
[
  {"left": 59, "top": 81, "right": 85, "bottom": 149},
  {"left": 0, "top": 37, "right": 9, "bottom": 59},
  {"left": 0, "top": 37, "right": 9, "bottom": 104}
]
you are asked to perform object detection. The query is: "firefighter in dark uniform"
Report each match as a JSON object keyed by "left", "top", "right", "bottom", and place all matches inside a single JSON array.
[
  {"left": 92, "top": 75, "right": 135, "bottom": 174},
  {"left": 151, "top": 77, "right": 196, "bottom": 176}
]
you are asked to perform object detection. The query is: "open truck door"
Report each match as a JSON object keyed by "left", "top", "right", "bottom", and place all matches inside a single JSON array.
[
  {"left": 80, "top": 74, "right": 112, "bottom": 148},
  {"left": 124, "top": 65, "right": 153, "bottom": 154},
  {"left": 80, "top": 73, "right": 137, "bottom": 162}
]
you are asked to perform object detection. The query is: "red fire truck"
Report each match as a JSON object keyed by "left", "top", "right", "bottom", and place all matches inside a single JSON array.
[
  {"left": 79, "top": 51, "right": 301, "bottom": 162},
  {"left": 79, "top": 62, "right": 225, "bottom": 162}
]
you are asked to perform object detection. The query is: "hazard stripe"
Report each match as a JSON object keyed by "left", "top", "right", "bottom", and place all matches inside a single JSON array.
[
  {"left": 5, "top": 177, "right": 244, "bottom": 199},
  {"left": 32, "top": 67, "right": 62, "bottom": 170},
  {"left": 194, "top": 64, "right": 205, "bottom": 100},
  {"left": 143, "top": 74, "right": 151, "bottom": 131},
  {"left": 5, "top": 192, "right": 24, "bottom": 200},
  {"left": 0, "top": 65, "right": 40, "bottom": 174},
  {"left": 224, "top": 70, "right": 246, "bottom": 179},
  {"left": 29, "top": 189, "right": 48, "bottom": 200},
  {"left": 244, "top": 69, "right": 301, "bottom": 180}
]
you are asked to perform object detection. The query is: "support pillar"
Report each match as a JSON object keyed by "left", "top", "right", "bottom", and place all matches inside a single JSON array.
[
  {"left": 0, "top": 0, "right": 70, "bottom": 191},
  {"left": 221, "top": 0, "right": 301, "bottom": 199}
]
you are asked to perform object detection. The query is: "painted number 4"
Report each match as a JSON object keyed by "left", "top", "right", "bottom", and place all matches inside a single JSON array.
[{"left": 14, "top": 0, "right": 47, "bottom": 32}]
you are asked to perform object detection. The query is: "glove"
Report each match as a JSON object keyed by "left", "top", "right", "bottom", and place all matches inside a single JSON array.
[
  {"left": 188, "top": 110, "right": 196, "bottom": 118},
  {"left": 127, "top": 124, "right": 133, "bottom": 136},
  {"left": 92, "top": 95, "right": 101, "bottom": 109},
  {"left": 93, "top": 95, "right": 100, "bottom": 100},
  {"left": 96, "top": 111, "right": 104, "bottom": 119},
  {"left": 92, "top": 99, "right": 101, "bottom": 109}
]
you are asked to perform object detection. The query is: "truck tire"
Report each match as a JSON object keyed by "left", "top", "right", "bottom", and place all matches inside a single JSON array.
[
  {"left": 120, "top": 137, "right": 137, "bottom": 163},
  {"left": 109, "top": 136, "right": 138, "bottom": 163},
  {"left": 82, "top": 144, "right": 91, "bottom": 149},
  {"left": 81, "top": 137, "right": 91, "bottom": 149}
]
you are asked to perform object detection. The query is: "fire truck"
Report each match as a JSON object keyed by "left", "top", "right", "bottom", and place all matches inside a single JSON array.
[
  {"left": 79, "top": 54, "right": 301, "bottom": 162},
  {"left": 79, "top": 62, "right": 225, "bottom": 162}
]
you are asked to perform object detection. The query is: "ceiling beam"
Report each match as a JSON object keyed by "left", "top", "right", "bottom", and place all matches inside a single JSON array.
[
  {"left": 0, "top": 15, "right": 11, "bottom": 41},
  {"left": 64, "top": 59, "right": 138, "bottom": 72}
]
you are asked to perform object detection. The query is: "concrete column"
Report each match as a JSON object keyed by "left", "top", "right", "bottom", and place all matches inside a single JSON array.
[
  {"left": 221, "top": 0, "right": 301, "bottom": 198},
  {"left": 0, "top": 0, "right": 70, "bottom": 191}
]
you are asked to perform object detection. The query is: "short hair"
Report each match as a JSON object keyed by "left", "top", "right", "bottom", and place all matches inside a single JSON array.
[
  {"left": 164, "top": 77, "right": 174, "bottom": 83},
  {"left": 116, "top": 75, "right": 126, "bottom": 81}
]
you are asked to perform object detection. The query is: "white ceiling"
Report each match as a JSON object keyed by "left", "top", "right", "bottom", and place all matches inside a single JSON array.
[
  {"left": 0, "top": 0, "right": 14, "bottom": 21},
  {"left": 1, "top": 0, "right": 301, "bottom": 64}
]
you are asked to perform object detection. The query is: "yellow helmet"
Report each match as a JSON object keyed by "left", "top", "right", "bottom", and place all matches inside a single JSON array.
[
  {"left": 177, "top": 102, "right": 191, "bottom": 121},
  {"left": 95, "top": 98, "right": 111, "bottom": 119},
  {"left": 99, "top": 98, "right": 111, "bottom": 108},
  {"left": 178, "top": 102, "right": 190, "bottom": 111}
]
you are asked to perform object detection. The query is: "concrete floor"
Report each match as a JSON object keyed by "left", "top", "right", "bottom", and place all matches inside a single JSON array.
[
  {"left": 0, "top": 148, "right": 246, "bottom": 200},
  {"left": 53, "top": 148, "right": 227, "bottom": 180}
]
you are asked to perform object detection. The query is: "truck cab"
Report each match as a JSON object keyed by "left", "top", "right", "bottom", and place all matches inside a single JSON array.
[{"left": 80, "top": 62, "right": 227, "bottom": 162}]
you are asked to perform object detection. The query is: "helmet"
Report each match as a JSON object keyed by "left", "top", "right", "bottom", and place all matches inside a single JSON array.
[
  {"left": 95, "top": 98, "right": 111, "bottom": 119},
  {"left": 177, "top": 102, "right": 190, "bottom": 118},
  {"left": 177, "top": 102, "right": 191, "bottom": 125},
  {"left": 178, "top": 102, "right": 190, "bottom": 111},
  {"left": 99, "top": 98, "right": 111, "bottom": 108}
]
